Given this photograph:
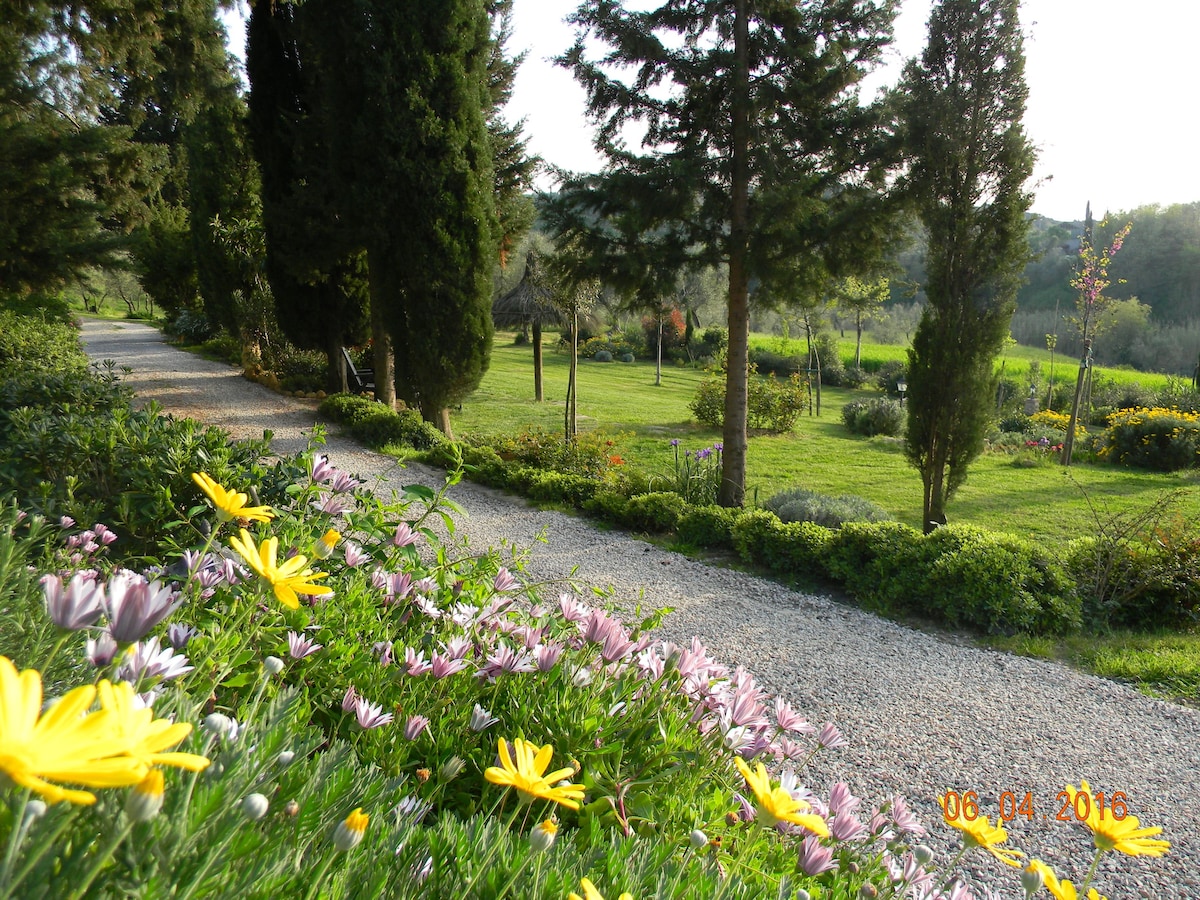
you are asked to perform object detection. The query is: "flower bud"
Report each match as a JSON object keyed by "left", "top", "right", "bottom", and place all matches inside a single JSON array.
[
  {"left": 285, "top": 799, "right": 300, "bottom": 817},
  {"left": 858, "top": 885, "right": 878, "bottom": 899},
  {"left": 264, "top": 656, "right": 285, "bottom": 675},
  {"left": 126, "top": 770, "right": 165, "bottom": 822},
  {"left": 912, "top": 844, "right": 934, "bottom": 866},
  {"left": 1021, "top": 865, "right": 1046, "bottom": 896},
  {"left": 276, "top": 750, "right": 295, "bottom": 767},
  {"left": 241, "top": 793, "right": 270, "bottom": 820},
  {"left": 24, "top": 799, "right": 48, "bottom": 823},
  {"left": 333, "top": 808, "right": 369, "bottom": 851},
  {"left": 203, "top": 712, "right": 235, "bottom": 736},
  {"left": 795, "top": 891, "right": 811, "bottom": 900},
  {"left": 529, "top": 818, "right": 558, "bottom": 853},
  {"left": 689, "top": 829, "right": 709, "bottom": 849},
  {"left": 313, "top": 529, "right": 340, "bottom": 559},
  {"left": 438, "top": 756, "right": 466, "bottom": 783}
]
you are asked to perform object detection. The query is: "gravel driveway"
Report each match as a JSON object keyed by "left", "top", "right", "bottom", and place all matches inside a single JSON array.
[{"left": 80, "top": 318, "right": 1198, "bottom": 898}]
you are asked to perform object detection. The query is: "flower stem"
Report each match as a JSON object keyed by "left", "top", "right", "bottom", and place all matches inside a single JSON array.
[
  {"left": 0, "top": 790, "right": 31, "bottom": 896},
  {"left": 64, "top": 818, "right": 135, "bottom": 900},
  {"left": 1080, "top": 847, "right": 1103, "bottom": 893},
  {"left": 302, "top": 852, "right": 337, "bottom": 900}
]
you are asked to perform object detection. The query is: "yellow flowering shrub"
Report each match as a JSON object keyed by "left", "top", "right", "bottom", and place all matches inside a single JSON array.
[
  {"left": 1029, "top": 409, "right": 1085, "bottom": 436},
  {"left": 1096, "top": 406, "right": 1200, "bottom": 471}
]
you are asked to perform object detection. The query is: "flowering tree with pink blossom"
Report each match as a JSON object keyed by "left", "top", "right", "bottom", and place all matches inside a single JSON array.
[{"left": 1062, "top": 210, "right": 1133, "bottom": 465}]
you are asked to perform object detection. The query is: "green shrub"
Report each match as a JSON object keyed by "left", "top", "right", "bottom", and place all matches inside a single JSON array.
[
  {"left": 0, "top": 310, "right": 88, "bottom": 375},
  {"left": 526, "top": 470, "right": 601, "bottom": 506},
  {"left": 318, "top": 394, "right": 444, "bottom": 451},
  {"left": 747, "top": 346, "right": 802, "bottom": 377},
  {"left": 1066, "top": 520, "right": 1200, "bottom": 630},
  {"left": 824, "top": 521, "right": 930, "bottom": 613},
  {"left": 675, "top": 504, "right": 737, "bottom": 548},
  {"left": 693, "top": 364, "right": 805, "bottom": 431},
  {"left": 1096, "top": 406, "right": 1200, "bottom": 471},
  {"left": 593, "top": 349, "right": 614, "bottom": 362},
  {"left": 276, "top": 348, "right": 329, "bottom": 393},
  {"left": 763, "top": 487, "right": 893, "bottom": 528},
  {"left": 730, "top": 509, "right": 833, "bottom": 577},
  {"left": 922, "top": 526, "right": 1080, "bottom": 635},
  {"left": 697, "top": 326, "right": 727, "bottom": 360},
  {"left": 622, "top": 491, "right": 688, "bottom": 533},
  {"left": 167, "top": 308, "right": 216, "bottom": 344},
  {"left": 841, "top": 398, "right": 905, "bottom": 437},
  {"left": 582, "top": 489, "right": 632, "bottom": 525},
  {"left": 812, "top": 333, "right": 846, "bottom": 387},
  {"left": 619, "top": 352, "right": 635, "bottom": 363}
]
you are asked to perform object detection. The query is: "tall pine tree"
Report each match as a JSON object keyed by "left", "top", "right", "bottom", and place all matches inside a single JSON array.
[
  {"left": 901, "top": 0, "right": 1034, "bottom": 531},
  {"left": 545, "top": 0, "right": 899, "bottom": 507}
]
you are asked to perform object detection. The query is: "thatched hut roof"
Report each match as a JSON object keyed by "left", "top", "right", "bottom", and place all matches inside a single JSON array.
[{"left": 491, "top": 250, "right": 566, "bottom": 329}]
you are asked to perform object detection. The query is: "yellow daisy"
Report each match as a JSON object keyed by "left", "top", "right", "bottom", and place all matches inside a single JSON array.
[
  {"left": 0, "top": 656, "right": 144, "bottom": 804},
  {"left": 1064, "top": 780, "right": 1169, "bottom": 858},
  {"left": 1030, "top": 860, "right": 1107, "bottom": 900},
  {"left": 192, "top": 472, "right": 274, "bottom": 523},
  {"left": 734, "top": 756, "right": 829, "bottom": 835},
  {"left": 96, "top": 680, "right": 210, "bottom": 774},
  {"left": 938, "top": 793, "right": 1024, "bottom": 867},
  {"left": 230, "top": 528, "right": 332, "bottom": 609},
  {"left": 568, "top": 877, "right": 633, "bottom": 900},
  {"left": 483, "top": 737, "right": 586, "bottom": 810}
]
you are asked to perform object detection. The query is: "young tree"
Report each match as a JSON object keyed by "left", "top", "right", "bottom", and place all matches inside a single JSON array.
[
  {"left": 834, "top": 275, "right": 890, "bottom": 369},
  {"left": 546, "top": 0, "right": 900, "bottom": 507},
  {"left": 901, "top": 0, "right": 1035, "bottom": 532}
]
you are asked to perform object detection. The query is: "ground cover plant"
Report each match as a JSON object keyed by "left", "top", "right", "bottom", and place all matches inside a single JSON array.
[{"left": 2, "top": 314, "right": 1176, "bottom": 898}]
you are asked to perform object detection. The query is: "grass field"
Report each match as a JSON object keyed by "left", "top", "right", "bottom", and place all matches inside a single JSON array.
[{"left": 453, "top": 333, "right": 1200, "bottom": 549}]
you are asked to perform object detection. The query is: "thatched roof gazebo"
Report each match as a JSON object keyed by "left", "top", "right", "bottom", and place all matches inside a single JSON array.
[{"left": 491, "top": 249, "right": 566, "bottom": 402}]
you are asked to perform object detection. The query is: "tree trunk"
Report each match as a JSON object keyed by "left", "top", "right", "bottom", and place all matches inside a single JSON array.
[
  {"left": 327, "top": 331, "right": 348, "bottom": 395},
  {"left": 854, "top": 313, "right": 863, "bottom": 369},
  {"left": 923, "top": 464, "right": 947, "bottom": 534},
  {"left": 718, "top": 0, "right": 750, "bottom": 508},
  {"left": 1062, "top": 340, "right": 1091, "bottom": 466},
  {"left": 434, "top": 406, "right": 453, "bottom": 441},
  {"left": 367, "top": 248, "right": 396, "bottom": 408},
  {"left": 565, "top": 312, "right": 578, "bottom": 440},
  {"left": 533, "top": 320, "right": 544, "bottom": 402},
  {"left": 655, "top": 316, "right": 663, "bottom": 386}
]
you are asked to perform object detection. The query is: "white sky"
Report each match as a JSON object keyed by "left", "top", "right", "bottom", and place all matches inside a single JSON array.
[
  {"left": 506, "top": 0, "right": 1200, "bottom": 222},
  {"left": 222, "top": 1, "right": 1200, "bottom": 224}
]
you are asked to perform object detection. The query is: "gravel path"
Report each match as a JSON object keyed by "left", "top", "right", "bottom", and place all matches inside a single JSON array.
[{"left": 80, "top": 318, "right": 1198, "bottom": 898}]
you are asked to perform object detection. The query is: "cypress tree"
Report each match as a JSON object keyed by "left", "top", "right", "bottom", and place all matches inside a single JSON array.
[{"left": 900, "top": 0, "right": 1035, "bottom": 531}]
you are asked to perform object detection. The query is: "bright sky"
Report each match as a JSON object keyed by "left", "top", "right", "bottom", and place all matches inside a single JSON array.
[
  {"left": 506, "top": 0, "right": 1200, "bottom": 222},
  {"left": 222, "top": 1, "right": 1200, "bottom": 224}
]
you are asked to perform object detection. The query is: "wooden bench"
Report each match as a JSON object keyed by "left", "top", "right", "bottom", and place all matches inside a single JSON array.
[{"left": 340, "top": 347, "right": 375, "bottom": 394}]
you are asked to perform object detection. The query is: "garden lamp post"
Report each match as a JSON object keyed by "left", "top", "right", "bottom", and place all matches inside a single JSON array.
[{"left": 897, "top": 377, "right": 907, "bottom": 408}]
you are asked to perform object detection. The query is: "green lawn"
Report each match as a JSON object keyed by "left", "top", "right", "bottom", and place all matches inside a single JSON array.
[{"left": 454, "top": 334, "right": 1200, "bottom": 550}]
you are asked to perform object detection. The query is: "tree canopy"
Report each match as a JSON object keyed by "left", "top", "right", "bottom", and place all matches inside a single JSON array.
[
  {"left": 545, "top": 0, "right": 900, "bottom": 506},
  {"left": 900, "top": 0, "right": 1035, "bottom": 531}
]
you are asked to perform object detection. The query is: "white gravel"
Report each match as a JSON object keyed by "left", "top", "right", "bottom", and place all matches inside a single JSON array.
[{"left": 80, "top": 318, "right": 1200, "bottom": 899}]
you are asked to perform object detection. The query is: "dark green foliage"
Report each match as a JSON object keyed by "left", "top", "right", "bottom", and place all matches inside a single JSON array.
[
  {"left": 763, "top": 487, "right": 893, "bottom": 528},
  {"left": 245, "top": 0, "right": 371, "bottom": 393},
  {"left": 921, "top": 526, "right": 1080, "bottom": 634},
  {"left": 901, "top": 0, "right": 1034, "bottom": 531},
  {"left": 731, "top": 510, "right": 832, "bottom": 577},
  {"left": 526, "top": 471, "right": 601, "bottom": 507},
  {"left": 842, "top": 398, "right": 906, "bottom": 437},
  {"left": 674, "top": 505, "right": 737, "bottom": 549},
  {"left": 0, "top": 378, "right": 300, "bottom": 560},
  {"left": 594, "top": 350, "right": 614, "bottom": 362},
  {"left": 317, "top": 394, "right": 446, "bottom": 451},
  {"left": 582, "top": 490, "right": 633, "bottom": 526},
  {"left": 621, "top": 492, "right": 688, "bottom": 534}
]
